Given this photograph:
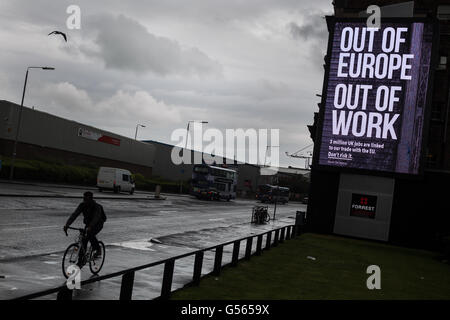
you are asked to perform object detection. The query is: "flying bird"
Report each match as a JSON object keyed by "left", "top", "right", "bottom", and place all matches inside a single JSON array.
[{"left": 48, "top": 31, "right": 67, "bottom": 42}]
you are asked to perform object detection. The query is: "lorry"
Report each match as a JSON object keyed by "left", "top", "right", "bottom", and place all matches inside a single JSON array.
[{"left": 97, "top": 167, "right": 135, "bottom": 194}]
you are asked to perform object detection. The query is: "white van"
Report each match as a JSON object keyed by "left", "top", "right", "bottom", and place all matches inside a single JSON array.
[{"left": 97, "top": 167, "right": 135, "bottom": 194}]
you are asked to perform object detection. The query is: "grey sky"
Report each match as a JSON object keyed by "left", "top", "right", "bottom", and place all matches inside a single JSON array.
[{"left": 0, "top": 0, "right": 333, "bottom": 168}]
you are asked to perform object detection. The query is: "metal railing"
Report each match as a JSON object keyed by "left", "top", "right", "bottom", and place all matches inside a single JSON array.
[{"left": 13, "top": 224, "right": 300, "bottom": 300}]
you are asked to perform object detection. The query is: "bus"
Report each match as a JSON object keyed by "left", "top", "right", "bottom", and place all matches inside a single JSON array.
[
  {"left": 256, "top": 184, "right": 290, "bottom": 204},
  {"left": 191, "top": 164, "right": 238, "bottom": 201}
]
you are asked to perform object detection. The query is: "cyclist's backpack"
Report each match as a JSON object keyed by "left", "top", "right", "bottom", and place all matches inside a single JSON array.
[{"left": 99, "top": 204, "right": 107, "bottom": 222}]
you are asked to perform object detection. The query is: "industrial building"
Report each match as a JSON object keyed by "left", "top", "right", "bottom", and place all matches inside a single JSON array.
[
  {"left": 0, "top": 100, "right": 309, "bottom": 198},
  {"left": 0, "top": 100, "right": 156, "bottom": 177}
]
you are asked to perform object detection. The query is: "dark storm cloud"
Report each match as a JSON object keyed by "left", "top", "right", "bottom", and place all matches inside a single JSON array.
[
  {"left": 288, "top": 21, "right": 327, "bottom": 42},
  {"left": 287, "top": 11, "right": 330, "bottom": 70},
  {"left": 0, "top": 0, "right": 333, "bottom": 167},
  {"left": 287, "top": 8, "right": 329, "bottom": 42},
  {"left": 81, "top": 14, "right": 222, "bottom": 76}
]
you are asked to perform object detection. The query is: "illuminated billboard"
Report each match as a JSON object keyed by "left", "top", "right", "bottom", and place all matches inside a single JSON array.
[{"left": 318, "top": 20, "right": 435, "bottom": 175}]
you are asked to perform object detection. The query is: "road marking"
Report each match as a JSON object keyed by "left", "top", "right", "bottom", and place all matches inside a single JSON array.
[
  {"left": 43, "top": 261, "right": 58, "bottom": 265},
  {"left": 208, "top": 218, "right": 225, "bottom": 221},
  {"left": 159, "top": 210, "right": 178, "bottom": 213}
]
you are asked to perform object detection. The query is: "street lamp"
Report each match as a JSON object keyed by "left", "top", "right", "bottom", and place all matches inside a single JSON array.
[
  {"left": 263, "top": 145, "right": 280, "bottom": 220},
  {"left": 264, "top": 145, "right": 279, "bottom": 167},
  {"left": 180, "top": 120, "right": 208, "bottom": 193},
  {"left": 185, "top": 120, "right": 208, "bottom": 151},
  {"left": 273, "top": 185, "right": 279, "bottom": 221},
  {"left": 135, "top": 124, "right": 146, "bottom": 140},
  {"left": 9, "top": 66, "right": 55, "bottom": 180}
]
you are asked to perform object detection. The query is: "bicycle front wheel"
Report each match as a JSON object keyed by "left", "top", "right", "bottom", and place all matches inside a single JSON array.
[
  {"left": 62, "top": 243, "right": 80, "bottom": 278},
  {"left": 89, "top": 241, "right": 106, "bottom": 275}
]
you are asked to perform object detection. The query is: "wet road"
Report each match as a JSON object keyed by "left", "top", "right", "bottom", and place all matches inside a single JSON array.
[{"left": 0, "top": 181, "right": 305, "bottom": 299}]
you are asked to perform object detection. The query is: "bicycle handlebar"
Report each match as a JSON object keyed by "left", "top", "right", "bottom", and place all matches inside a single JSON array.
[
  {"left": 67, "top": 227, "right": 85, "bottom": 231},
  {"left": 64, "top": 226, "right": 86, "bottom": 237}
]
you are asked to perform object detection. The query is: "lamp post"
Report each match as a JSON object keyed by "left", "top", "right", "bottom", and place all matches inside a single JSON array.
[
  {"left": 9, "top": 66, "right": 55, "bottom": 180},
  {"left": 264, "top": 145, "right": 280, "bottom": 167},
  {"left": 180, "top": 120, "right": 208, "bottom": 193},
  {"left": 263, "top": 145, "right": 280, "bottom": 220},
  {"left": 135, "top": 124, "right": 146, "bottom": 140},
  {"left": 273, "top": 185, "right": 279, "bottom": 221},
  {"left": 185, "top": 120, "right": 208, "bottom": 150}
]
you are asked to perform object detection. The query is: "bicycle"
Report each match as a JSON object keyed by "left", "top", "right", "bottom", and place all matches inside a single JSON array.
[
  {"left": 62, "top": 227, "right": 106, "bottom": 279},
  {"left": 251, "top": 205, "right": 270, "bottom": 224}
]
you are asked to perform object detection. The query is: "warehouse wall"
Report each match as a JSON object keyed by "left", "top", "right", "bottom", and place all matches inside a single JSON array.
[
  {"left": 145, "top": 140, "right": 194, "bottom": 182},
  {"left": 0, "top": 100, "right": 155, "bottom": 175},
  {"left": 0, "top": 100, "right": 307, "bottom": 194}
]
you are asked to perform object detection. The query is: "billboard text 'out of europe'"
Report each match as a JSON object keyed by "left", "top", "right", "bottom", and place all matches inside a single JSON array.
[{"left": 319, "top": 20, "right": 434, "bottom": 175}]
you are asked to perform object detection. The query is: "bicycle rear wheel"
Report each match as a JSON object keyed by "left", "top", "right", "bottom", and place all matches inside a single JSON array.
[
  {"left": 62, "top": 243, "right": 80, "bottom": 278},
  {"left": 89, "top": 241, "right": 106, "bottom": 275}
]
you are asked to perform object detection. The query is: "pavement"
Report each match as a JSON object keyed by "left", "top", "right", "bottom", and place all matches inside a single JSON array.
[
  {"left": 0, "top": 181, "right": 304, "bottom": 300},
  {"left": 0, "top": 179, "right": 168, "bottom": 200},
  {"left": 3, "top": 221, "right": 288, "bottom": 300}
]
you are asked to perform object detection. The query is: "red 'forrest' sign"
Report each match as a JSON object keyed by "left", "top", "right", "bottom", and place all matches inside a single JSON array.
[{"left": 350, "top": 193, "right": 377, "bottom": 219}]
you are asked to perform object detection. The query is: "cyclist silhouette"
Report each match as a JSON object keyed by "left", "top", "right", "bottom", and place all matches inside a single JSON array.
[{"left": 63, "top": 191, "right": 106, "bottom": 263}]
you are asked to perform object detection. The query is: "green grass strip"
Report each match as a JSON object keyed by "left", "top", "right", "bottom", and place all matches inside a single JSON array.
[{"left": 172, "top": 233, "right": 450, "bottom": 300}]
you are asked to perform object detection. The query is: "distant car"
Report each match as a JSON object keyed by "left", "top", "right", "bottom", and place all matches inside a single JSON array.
[
  {"left": 302, "top": 196, "right": 309, "bottom": 204},
  {"left": 97, "top": 167, "right": 135, "bottom": 194}
]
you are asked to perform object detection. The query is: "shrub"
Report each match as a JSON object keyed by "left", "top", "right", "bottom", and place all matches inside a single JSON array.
[
  {"left": 0, "top": 157, "right": 97, "bottom": 185},
  {"left": 0, "top": 157, "right": 188, "bottom": 193}
]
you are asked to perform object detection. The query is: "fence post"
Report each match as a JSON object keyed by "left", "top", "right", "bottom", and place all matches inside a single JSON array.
[
  {"left": 213, "top": 245, "right": 224, "bottom": 276},
  {"left": 245, "top": 237, "right": 253, "bottom": 260},
  {"left": 192, "top": 251, "right": 204, "bottom": 286},
  {"left": 56, "top": 287, "right": 73, "bottom": 300},
  {"left": 256, "top": 235, "right": 263, "bottom": 256},
  {"left": 280, "top": 227, "right": 285, "bottom": 243},
  {"left": 119, "top": 271, "right": 135, "bottom": 300},
  {"left": 293, "top": 225, "right": 299, "bottom": 237},
  {"left": 285, "top": 226, "right": 291, "bottom": 240},
  {"left": 161, "top": 259, "right": 175, "bottom": 299},
  {"left": 265, "top": 231, "right": 272, "bottom": 250},
  {"left": 231, "top": 241, "right": 240, "bottom": 267},
  {"left": 273, "top": 229, "right": 279, "bottom": 247}
]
